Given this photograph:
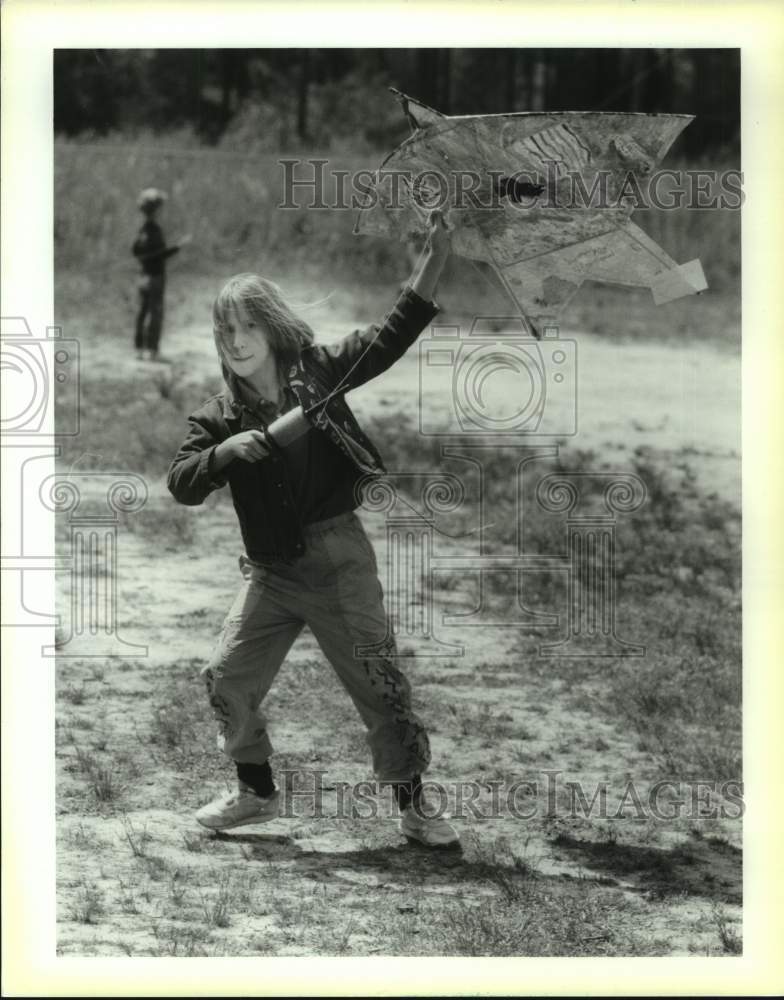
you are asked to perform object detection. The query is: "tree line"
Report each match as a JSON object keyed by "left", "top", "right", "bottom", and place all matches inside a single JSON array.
[{"left": 54, "top": 48, "right": 739, "bottom": 156}]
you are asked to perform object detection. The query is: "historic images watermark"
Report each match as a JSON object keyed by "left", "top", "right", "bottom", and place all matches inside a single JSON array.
[
  {"left": 352, "top": 315, "right": 646, "bottom": 660},
  {"left": 0, "top": 316, "right": 147, "bottom": 656},
  {"left": 278, "top": 159, "right": 745, "bottom": 212},
  {"left": 273, "top": 769, "right": 744, "bottom": 822}
]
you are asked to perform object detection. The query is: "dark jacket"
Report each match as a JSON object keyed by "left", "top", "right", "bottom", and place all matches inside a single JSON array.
[
  {"left": 132, "top": 219, "right": 179, "bottom": 277},
  {"left": 166, "top": 286, "right": 438, "bottom": 562}
]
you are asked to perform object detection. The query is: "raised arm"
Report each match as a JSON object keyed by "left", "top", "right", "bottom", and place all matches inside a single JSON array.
[{"left": 410, "top": 211, "right": 450, "bottom": 302}]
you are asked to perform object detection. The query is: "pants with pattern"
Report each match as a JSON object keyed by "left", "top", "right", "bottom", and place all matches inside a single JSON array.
[
  {"left": 202, "top": 511, "right": 431, "bottom": 782},
  {"left": 134, "top": 274, "right": 165, "bottom": 353}
]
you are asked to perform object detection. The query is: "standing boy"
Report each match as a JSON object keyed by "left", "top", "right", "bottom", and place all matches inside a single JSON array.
[{"left": 132, "top": 188, "right": 190, "bottom": 361}]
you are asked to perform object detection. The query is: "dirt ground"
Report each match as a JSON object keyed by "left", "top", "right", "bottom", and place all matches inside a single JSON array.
[{"left": 55, "top": 280, "right": 742, "bottom": 956}]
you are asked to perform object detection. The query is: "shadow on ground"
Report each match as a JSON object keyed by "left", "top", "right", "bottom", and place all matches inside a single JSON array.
[{"left": 550, "top": 832, "right": 741, "bottom": 904}]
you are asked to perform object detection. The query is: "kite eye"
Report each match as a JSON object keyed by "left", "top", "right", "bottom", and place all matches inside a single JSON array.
[{"left": 496, "top": 175, "right": 545, "bottom": 204}]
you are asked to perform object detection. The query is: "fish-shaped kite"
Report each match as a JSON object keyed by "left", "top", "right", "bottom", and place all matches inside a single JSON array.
[{"left": 354, "top": 90, "right": 707, "bottom": 337}]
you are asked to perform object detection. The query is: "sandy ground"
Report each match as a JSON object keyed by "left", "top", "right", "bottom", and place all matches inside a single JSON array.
[{"left": 54, "top": 286, "right": 741, "bottom": 956}]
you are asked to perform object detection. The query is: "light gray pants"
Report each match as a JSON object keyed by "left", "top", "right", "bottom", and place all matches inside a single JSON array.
[{"left": 202, "top": 511, "right": 431, "bottom": 782}]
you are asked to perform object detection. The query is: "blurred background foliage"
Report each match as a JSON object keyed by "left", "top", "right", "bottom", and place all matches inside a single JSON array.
[
  {"left": 53, "top": 48, "right": 741, "bottom": 328},
  {"left": 54, "top": 48, "right": 739, "bottom": 156}
]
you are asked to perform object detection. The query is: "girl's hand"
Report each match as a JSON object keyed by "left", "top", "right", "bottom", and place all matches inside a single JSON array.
[
  {"left": 226, "top": 430, "right": 270, "bottom": 463},
  {"left": 177, "top": 233, "right": 193, "bottom": 247},
  {"left": 410, "top": 210, "right": 450, "bottom": 301},
  {"left": 426, "top": 210, "right": 451, "bottom": 258}
]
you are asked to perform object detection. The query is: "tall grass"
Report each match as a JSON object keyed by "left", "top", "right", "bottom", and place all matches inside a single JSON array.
[
  {"left": 55, "top": 133, "right": 740, "bottom": 319},
  {"left": 54, "top": 136, "right": 402, "bottom": 283}
]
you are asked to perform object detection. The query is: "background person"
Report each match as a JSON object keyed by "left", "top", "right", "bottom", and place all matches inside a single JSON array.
[{"left": 132, "top": 187, "right": 191, "bottom": 361}]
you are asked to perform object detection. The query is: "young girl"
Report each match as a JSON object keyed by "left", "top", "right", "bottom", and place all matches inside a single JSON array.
[{"left": 167, "top": 212, "right": 458, "bottom": 847}]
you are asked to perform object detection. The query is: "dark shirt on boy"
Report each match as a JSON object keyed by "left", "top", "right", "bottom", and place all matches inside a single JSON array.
[{"left": 132, "top": 220, "right": 179, "bottom": 277}]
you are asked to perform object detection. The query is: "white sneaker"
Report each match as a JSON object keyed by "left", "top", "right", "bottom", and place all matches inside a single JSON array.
[
  {"left": 196, "top": 786, "right": 280, "bottom": 830},
  {"left": 400, "top": 804, "right": 460, "bottom": 848}
]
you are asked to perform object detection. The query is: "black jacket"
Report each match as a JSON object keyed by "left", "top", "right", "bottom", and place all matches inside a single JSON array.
[
  {"left": 166, "top": 286, "right": 439, "bottom": 562},
  {"left": 132, "top": 220, "right": 179, "bottom": 277}
]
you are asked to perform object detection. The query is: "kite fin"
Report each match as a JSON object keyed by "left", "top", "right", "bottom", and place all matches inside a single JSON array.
[
  {"left": 491, "top": 261, "right": 584, "bottom": 340},
  {"left": 515, "top": 221, "right": 708, "bottom": 305},
  {"left": 650, "top": 259, "right": 708, "bottom": 304},
  {"left": 389, "top": 88, "right": 445, "bottom": 131}
]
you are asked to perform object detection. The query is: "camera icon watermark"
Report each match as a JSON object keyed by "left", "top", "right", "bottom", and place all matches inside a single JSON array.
[
  {"left": 355, "top": 456, "right": 647, "bottom": 660},
  {"left": 0, "top": 317, "right": 79, "bottom": 436},
  {"left": 1, "top": 315, "right": 145, "bottom": 656},
  {"left": 39, "top": 472, "right": 149, "bottom": 657},
  {"left": 419, "top": 318, "right": 577, "bottom": 437}
]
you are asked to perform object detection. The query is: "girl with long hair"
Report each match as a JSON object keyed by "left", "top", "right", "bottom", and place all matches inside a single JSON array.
[{"left": 167, "top": 212, "right": 458, "bottom": 847}]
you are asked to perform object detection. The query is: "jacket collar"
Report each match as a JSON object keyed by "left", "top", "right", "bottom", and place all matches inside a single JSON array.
[
  {"left": 219, "top": 370, "right": 303, "bottom": 423},
  {"left": 217, "top": 349, "right": 324, "bottom": 423},
  {"left": 221, "top": 391, "right": 242, "bottom": 421}
]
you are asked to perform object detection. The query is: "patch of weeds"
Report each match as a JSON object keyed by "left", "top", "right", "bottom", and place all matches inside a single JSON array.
[
  {"left": 432, "top": 894, "right": 534, "bottom": 955},
  {"left": 423, "top": 880, "right": 654, "bottom": 957},
  {"left": 68, "top": 881, "right": 105, "bottom": 924},
  {"left": 512, "top": 744, "right": 535, "bottom": 764},
  {"left": 141, "top": 854, "right": 169, "bottom": 882},
  {"left": 200, "top": 871, "right": 233, "bottom": 929},
  {"left": 710, "top": 902, "right": 742, "bottom": 954},
  {"left": 61, "top": 685, "right": 87, "bottom": 705},
  {"left": 182, "top": 832, "right": 207, "bottom": 853},
  {"left": 270, "top": 894, "right": 309, "bottom": 944},
  {"left": 450, "top": 702, "right": 515, "bottom": 741},
  {"left": 70, "top": 737, "right": 124, "bottom": 805},
  {"left": 603, "top": 823, "right": 619, "bottom": 846},
  {"left": 120, "top": 815, "right": 151, "bottom": 858},
  {"left": 148, "top": 680, "right": 209, "bottom": 762},
  {"left": 233, "top": 877, "right": 259, "bottom": 914},
  {"left": 67, "top": 822, "right": 100, "bottom": 850},
  {"left": 333, "top": 916, "right": 358, "bottom": 955},
  {"left": 151, "top": 702, "right": 194, "bottom": 749},
  {"left": 69, "top": 715, "right": 95, "bottom": 731},
  {"left": 465, "top": 832, "right": 539, "bottom": 900},
  {"left": 150, "top": 921, "right": 214, "bottom": 957},
  {"left": 116, "top": 876, "right": 140, "bottom": 915},
  {"left": 167, "top": 868, "right": 189, "bottom": 909}
]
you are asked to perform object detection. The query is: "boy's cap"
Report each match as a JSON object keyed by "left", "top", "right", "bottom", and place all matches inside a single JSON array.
[{"left": 137, "top": 187, "right": 167, "bottom": 209}]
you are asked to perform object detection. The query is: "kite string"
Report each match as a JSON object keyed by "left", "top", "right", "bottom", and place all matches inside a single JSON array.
[
  {"left": 304, "top": 236, "right": 434, "bottom": 416},
  {"left": 387, "top": 489, "right": 496, "bottom": 540}
]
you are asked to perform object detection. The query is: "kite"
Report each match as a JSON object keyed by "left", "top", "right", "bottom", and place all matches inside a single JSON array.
[{"left": 354, "top": 90, "right": 707, "bottom": 338}]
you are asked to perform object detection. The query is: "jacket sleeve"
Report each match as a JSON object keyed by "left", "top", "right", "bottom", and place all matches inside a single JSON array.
[
  {"left": 166, "top": 411, "right": 230, "bottom": 506},
  {"left": 315, "top": 285, "right": 438, "bottom": 393}
]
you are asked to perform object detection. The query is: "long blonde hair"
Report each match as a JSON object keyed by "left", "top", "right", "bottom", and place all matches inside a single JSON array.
[{"left": 212, "top": 273, "right": 315, "bottom": 384}]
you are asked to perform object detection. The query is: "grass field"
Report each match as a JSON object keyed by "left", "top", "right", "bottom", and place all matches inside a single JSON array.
[
  {"left": 53, "top": 133, "right": 741, "bottom": 957},
  {"left": 54, "top": 134, "right": 741, "bottom": 344}
]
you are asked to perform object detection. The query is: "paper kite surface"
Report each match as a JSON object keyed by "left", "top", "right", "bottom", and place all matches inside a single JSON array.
[{"left": 354, "top": 92, "right": 707, "bottom": 336}]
